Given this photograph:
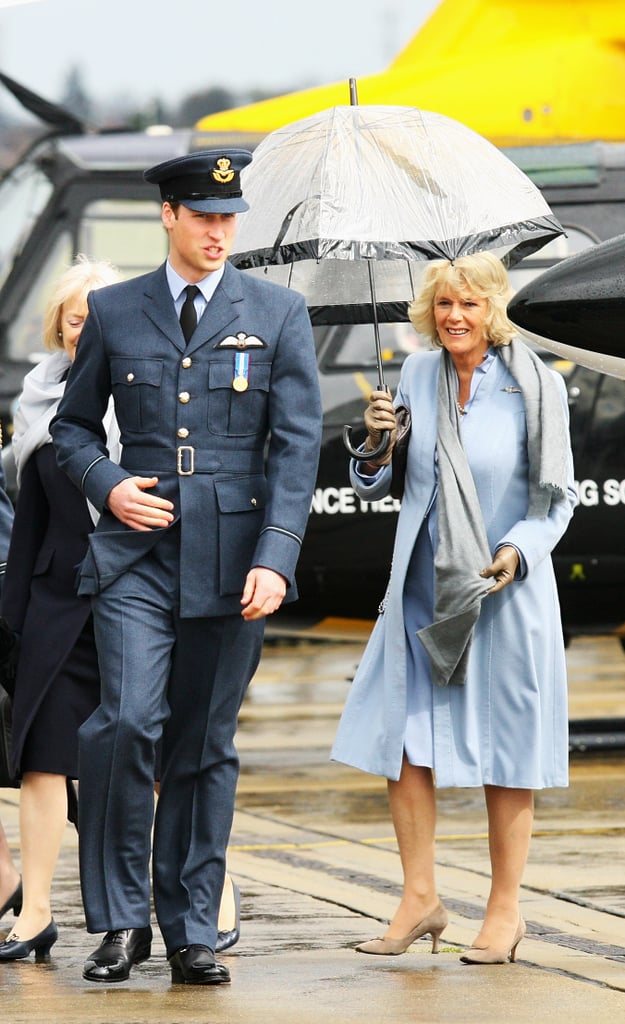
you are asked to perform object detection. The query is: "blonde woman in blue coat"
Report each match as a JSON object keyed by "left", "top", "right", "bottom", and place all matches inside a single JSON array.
[{"left": 332, "top": 252, "right": 577, "bottom": 965}]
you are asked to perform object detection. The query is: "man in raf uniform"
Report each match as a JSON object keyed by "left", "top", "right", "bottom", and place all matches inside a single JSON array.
[{"left": 50, "top": 149, "right": 322, "bottom": 985}]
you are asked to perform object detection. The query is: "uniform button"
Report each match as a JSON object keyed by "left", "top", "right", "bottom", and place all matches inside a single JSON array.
[
  {"left": 126, "top": 372, "right": 135, "bottom": 382},
  {"left": 177, "top": 427, "right": 190, "bottom": 439},
  {"left": 178, "top": 391, "right": 190, "bottom": 403},
  {"left": 251, "top": 497, "right": 257, "bottom": 506},
  {"left": 182, "top": 357, "right": 192, "bottom": 368}
]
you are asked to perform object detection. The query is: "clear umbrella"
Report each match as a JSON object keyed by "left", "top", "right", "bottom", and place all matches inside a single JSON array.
[{"left": 231, "top": 98, "right": 563, "bottom": 458}]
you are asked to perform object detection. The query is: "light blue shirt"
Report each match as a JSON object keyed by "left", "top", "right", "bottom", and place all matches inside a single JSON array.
[{"left": 166, "top": 262, "right": 225, "bottom": 321}]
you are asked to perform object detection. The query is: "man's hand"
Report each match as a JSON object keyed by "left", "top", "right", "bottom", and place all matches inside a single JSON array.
[
  {"left": 480, "top": 545, "right": 520, "bottom": 594},
  {"left": 240, "top": 567, "right": 287, "bottom": 621},
  {"left": 106, "top": 476, "right": 175, "bottom": 532}
]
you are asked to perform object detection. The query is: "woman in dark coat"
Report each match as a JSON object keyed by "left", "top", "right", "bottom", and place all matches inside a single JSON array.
[
  {"left": 0, "top": 256, "right": 121, "bottom": 960},
  {"left": 0, "top": 453, "right": 19, "bottom": 924}
]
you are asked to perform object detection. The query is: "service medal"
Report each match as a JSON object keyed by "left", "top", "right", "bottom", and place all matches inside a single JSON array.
[{"left": 233, "top": 351, "right": 250, "bottom": 392}]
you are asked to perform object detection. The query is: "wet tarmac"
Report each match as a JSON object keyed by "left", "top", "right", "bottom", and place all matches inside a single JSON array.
[{"left": 1, "top": 629, "right": 624, "bottom": 1023}]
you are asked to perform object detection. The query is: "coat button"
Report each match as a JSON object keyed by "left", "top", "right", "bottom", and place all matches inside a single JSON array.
[
  {"left": 251, "top": 497, "right": 257, "bottom": 506},
  {"left": 177, "top": 427, "right": 190, "bottom": 439},
  {"left": 182, "top": 357, "right": 192, "bottom": 368},
  {"left": 126, "top": 372, "right": 135, "bottom": 382},
  {"left": 178, "top": 391, "right": 190, "bottom": 403}
]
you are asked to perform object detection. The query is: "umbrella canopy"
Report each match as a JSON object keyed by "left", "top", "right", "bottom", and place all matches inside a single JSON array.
[
  {"left": 231, "top": 104, "right": 564, "bottom": 326},
  {"left": 231, "top": 103, "right": 563, "bottom": 459}
]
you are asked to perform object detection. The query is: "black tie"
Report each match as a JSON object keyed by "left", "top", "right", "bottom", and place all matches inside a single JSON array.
[{"left": 179, "top": 284, "right": 200, "bottom": 342}]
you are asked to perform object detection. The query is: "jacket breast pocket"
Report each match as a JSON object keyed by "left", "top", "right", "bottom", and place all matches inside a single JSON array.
[
  {"left": 111, "top": 357, "right": 163, "bottom": 433},
  {"left": 208, "top": 361, "right": 271, "bottom": 437},
  {"left": 215, "top": 475, "right": 267, "bottom": 594},
  {"left": 33, "top": 547, "right": 75, "bottom": 590}
]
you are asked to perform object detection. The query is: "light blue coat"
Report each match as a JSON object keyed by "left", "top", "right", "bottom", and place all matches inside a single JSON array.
[{"left": 331, "top": 348, "right": 577, "bottom": 788}]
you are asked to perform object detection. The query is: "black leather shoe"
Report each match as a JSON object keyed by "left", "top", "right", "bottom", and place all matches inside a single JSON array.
[
  {"left": 169, "top": 945, "right": 231, "bottom": 985},
  {"left": 216, "top": 879, "right": 241, "bottom": 953},
  {"left": 0, "top": 878, "right": 22, "bottom": 919},
  {"left": 82, "top": 926, "right": 152, "bottom": 983}
]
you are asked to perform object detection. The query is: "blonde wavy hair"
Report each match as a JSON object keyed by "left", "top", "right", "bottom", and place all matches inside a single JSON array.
[
  {"left": 43, "top": 254, "right": 121, "bottom": 351},
  {"left": 408, "top": 251, "right": 516, "bottom": 348}
]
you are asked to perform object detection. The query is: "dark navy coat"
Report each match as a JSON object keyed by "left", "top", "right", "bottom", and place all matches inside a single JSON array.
[
  {"left": 1, "top": 444, "right": 97, "bottom": 774},
  {"left": 51, "top": 262, "right": 322, "bottom": 617}
]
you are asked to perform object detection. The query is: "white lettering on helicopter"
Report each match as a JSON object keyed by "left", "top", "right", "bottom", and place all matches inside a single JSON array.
[
  {"left": 576, "top": 479, "right": 599, "bottom": 506},
  {"left": 310, "top": 487, "right": 401, "bottom": 515},
  {"left": 573, "top": 480, "right": 625, "bottom": 507},
  {"left": 602, "top": 479, "right": 625, "bottom": 506},
  {"left": 311, "top": 482, "right": 625, "bottom": 514}
]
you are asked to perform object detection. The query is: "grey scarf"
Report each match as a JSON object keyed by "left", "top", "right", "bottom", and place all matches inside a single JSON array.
[
  {"left": 12, "top": 350, "right": 121, "bottom": 524},
  {"left": 12, "top": 350, "right": 71, "bottom": 485},
  {"left": 416, "top": 337, "right": 569, "bottom": 688}
]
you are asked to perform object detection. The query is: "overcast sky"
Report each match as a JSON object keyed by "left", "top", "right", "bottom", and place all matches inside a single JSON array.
[{"left": 0, "top": 0, "right": 439, "bottom": 108}]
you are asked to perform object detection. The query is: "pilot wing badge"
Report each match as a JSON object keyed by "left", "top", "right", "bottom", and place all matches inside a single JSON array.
[{"left": 215, "top": 332, "right": 266, "bottom": 349}]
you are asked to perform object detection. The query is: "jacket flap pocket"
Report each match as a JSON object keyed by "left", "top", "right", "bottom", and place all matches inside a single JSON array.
[
  {"left": 32, "top": 547, "right": 54, "bottom": 576},
  {"left": 215, "top": 476, "right": 267, "bottom": 513},
  {"left": 111, "top": 357, "right": 163, "bottom": 387},
  {"left": 209, "top": 361, "right": 271, "bottom": 391}
]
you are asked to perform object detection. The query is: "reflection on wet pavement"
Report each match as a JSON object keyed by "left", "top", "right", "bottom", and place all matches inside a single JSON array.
[{"left": 1, "top": 633, "right": 624, "bottom": 1020}]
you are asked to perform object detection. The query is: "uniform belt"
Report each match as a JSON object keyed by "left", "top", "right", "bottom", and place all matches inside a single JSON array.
[{"left": 121, "top": 446, "right": 265, "bottom": 476}]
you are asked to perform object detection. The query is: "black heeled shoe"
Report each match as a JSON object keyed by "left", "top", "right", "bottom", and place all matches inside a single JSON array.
[
  {"left": 0, "top": 919, "right": 58, "bottom": 961},
  {"left": 216, "top": 879, "right": 241, "bottom": 953},
  {"left": 0, "top": 878, "right": 22, "bottom": 919}
]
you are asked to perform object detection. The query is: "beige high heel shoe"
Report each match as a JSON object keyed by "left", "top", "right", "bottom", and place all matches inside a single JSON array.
[
  {"left": 355, "top": 900, "right": 449, "bottom": 955},
  {"left": 459, "top": 917, "right": 526, "bottom": 964}
]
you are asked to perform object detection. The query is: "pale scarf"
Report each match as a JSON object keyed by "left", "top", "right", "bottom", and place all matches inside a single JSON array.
[
  {"left": 416, "top": 337, "right": 569, "bottom": 688},
  {"left": 11, "top": 350, "right": 121, "bottom": 524}
]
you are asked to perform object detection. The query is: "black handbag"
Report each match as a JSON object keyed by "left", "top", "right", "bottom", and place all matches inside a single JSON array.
[
  {"left": 390, "top": 404, "right": 411, "bottom": 501},
  {"left": 0, "top": 617, "right": 18, "bottom": 788},
  {"left": 0, "top": 683, "right": 17, "bottom": 788}
]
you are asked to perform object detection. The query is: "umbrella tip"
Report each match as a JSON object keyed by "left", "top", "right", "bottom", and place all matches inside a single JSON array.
[{"left": 349, "top": 78, "right": 358, "bottom": 106}]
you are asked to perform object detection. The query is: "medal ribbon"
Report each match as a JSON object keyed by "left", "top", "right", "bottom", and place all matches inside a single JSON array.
[{"left": 234, "top": 351, "right": 249, "bottom": 384}]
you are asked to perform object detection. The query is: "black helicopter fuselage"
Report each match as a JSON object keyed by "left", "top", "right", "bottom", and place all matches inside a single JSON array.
[{"left": 1, "top": 118, "right": 624, "bottom": 640}]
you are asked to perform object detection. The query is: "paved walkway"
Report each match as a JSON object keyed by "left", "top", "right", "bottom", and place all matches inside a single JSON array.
[{"left": 1, "top": 633, "right": 624, "bottom": 1022}]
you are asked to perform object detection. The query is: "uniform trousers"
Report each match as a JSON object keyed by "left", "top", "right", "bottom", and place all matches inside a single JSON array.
[{"left": 77, "top": 524, "right": 264, "bottom": 956}]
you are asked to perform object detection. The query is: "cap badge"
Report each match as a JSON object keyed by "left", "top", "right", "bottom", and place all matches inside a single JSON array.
[{"left": 212, "top": 158, "right": 235, "bottom": 185}]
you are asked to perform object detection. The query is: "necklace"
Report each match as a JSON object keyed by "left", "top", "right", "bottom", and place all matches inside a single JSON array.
[{"left": 456, "top": 401, "right": 466, "bottom": 416}]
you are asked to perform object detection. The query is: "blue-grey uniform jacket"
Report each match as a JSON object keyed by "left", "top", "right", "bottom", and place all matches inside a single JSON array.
[{"left": 50, "top": 262, "right": 322, "bottom": 618}]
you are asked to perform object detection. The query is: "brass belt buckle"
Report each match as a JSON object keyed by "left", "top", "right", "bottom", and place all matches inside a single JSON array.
[{"left": 177, "top": 445, "right": 194, "bottom": 475}]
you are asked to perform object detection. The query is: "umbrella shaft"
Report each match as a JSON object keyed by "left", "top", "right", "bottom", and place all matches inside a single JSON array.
[{"left": 367, "top": 259, "right": 386, "bottom": 390}]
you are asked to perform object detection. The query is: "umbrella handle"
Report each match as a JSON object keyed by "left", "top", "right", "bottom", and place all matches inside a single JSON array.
[{"left": 342, "top": 425, "right": 391, "bottom": 462}]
